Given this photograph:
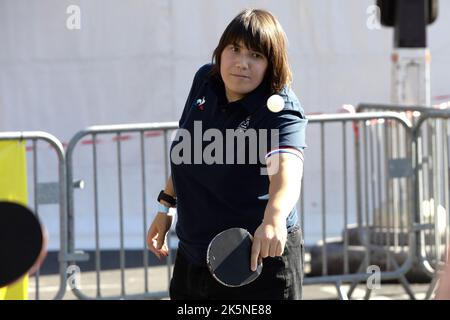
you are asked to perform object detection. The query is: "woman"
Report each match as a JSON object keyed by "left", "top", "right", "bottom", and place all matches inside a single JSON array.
[{"left": 147, "top": 8, "right": 307, "bottom": 300}]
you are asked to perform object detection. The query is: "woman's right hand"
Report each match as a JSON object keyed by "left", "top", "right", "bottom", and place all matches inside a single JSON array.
[{"left": 146, "top": 213, "right": 173, "bottom": 259}]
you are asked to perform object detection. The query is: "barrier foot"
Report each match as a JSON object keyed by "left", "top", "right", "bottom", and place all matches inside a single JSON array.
[
  {"left": 335, "top": 281, "right": 349, "bottom": 300},
  {"left": 389, "top": 254, "right": 416, "bottom": 300},
  {"left": 425, "top": 272, "right": 440, "bottom": 300},
  {"left": 347, "top": 260, "right": 367, "bottom": 299}
]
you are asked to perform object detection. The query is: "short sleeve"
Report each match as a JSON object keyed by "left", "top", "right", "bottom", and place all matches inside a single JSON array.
[{"left": 265, "top": 109, "right": 308, "bottom": 153}]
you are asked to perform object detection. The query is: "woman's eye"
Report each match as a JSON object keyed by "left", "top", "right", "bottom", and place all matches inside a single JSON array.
[
  {"left": 252, "top": 52, "right": 262, "bottom": 59},
  {"left": 231, "top": 46, "right": 239, "bottom": 52}
]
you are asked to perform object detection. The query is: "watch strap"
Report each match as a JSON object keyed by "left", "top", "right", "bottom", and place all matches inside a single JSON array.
[{"left": 157, "top": 190, "right": 177, "bottom": 207}]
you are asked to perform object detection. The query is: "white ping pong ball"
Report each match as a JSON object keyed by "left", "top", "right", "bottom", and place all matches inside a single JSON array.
[{"left": 267, "top": 94, "right": 284, "bottom": 113}]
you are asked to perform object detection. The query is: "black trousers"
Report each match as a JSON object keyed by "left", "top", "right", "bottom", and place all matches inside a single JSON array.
[{"left": 169, "top": 225, "right": 304, "bottom": 300}]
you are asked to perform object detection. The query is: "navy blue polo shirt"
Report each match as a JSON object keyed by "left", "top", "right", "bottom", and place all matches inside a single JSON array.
[{"left": 170, "top": 64, "right": 308, "bottom": 266}]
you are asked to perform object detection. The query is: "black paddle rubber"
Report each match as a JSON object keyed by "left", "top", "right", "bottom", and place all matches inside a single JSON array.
[
  {"left": 0, "top": 201, "right": 45, "bottom": 288},
  {"left": 206, "top": 227, "right": 262, "bottom": 287}
]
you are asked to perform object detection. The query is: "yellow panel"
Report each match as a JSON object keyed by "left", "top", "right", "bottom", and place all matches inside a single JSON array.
[{"left": 0, "top": 140, "right": 30, "bottom": 300}]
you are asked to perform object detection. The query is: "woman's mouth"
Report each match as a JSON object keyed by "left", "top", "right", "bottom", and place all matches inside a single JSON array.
[{"left": 231, "top": 74, "right": 250, "bottom": 79}]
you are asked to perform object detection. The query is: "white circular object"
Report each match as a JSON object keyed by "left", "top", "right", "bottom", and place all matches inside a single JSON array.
[{"left": 267, "top": 94, "right": 284, "bottom": 113}]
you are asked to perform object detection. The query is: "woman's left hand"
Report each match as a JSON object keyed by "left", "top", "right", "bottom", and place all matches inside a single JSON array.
[{"left": 250, "top": 216, "right": 287, "bottom": 271}]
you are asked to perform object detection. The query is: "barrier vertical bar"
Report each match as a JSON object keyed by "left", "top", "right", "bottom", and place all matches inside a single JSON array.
[
  {"left": 140, "top": 132, "right": 149, "bottom": 293},
  {"left": 320, "top": 123, "right": 327, "bottom": 276},
  {"left": 342, "top": 121, "right": 349, "bottom": 275},
  {"left": 116, "top": 133, "right": 126, "bottom": 297},
  {"left": 93, "top": 133, "right": 101, "bottom": 298}
]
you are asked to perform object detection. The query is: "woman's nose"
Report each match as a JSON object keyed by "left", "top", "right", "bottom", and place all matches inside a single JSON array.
[{"left": 235, "top": 55, "right": 249, "bottom": 69}]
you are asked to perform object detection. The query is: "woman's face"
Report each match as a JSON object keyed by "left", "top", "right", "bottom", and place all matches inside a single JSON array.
[{"left": 220, "top": 41, "right": 268, "bottom": 102}]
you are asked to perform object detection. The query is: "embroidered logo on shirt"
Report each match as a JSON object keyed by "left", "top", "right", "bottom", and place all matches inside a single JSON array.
[
  {"left": 194, "top": 96, "right": 206, "bottom": 111},
  {"left": 237, "top": 116, "right": 251, "bottom": 132}
]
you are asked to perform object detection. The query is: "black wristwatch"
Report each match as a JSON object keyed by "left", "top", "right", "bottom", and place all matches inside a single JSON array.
[{"left": 157, "top": 190, "right": 177, "bottom": 207}]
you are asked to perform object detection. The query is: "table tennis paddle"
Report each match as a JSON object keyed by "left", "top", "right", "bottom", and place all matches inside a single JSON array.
[
  {"left": 0, "top": 201, "right": 48, "bottom": 288},
  {"left": 206, "top": 227, "right": 262, "bottom": 287}
]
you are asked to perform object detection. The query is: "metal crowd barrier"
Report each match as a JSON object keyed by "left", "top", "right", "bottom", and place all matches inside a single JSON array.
[
  {"left": 0, "top": 132, "right": 68, "bottom": 300},
  {"left": 5, "top": 108, "right": 446, "bottom": 300},
  {"left": 413, "top": 109, "right": 450, "bottom": 298},
  {"left": 358, "top": 103, "right": 450, "bottom": 298},
  {"left": 301, "top": 112, "right": 416, "bottom": 300},
  {"left": 65, "top": 122, "right": 178, "bottom": 300}
]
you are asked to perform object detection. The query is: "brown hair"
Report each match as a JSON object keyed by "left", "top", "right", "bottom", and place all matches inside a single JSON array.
[{"left": 211, "top": 9, "right": 292, "bottom": 94}]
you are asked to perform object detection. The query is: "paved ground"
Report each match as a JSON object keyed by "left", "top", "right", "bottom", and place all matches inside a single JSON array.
[{"left": 26, "top": 264, "right": 434, "bottom": 300}]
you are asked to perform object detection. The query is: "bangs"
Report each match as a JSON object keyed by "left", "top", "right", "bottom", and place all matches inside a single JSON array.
[{"left": 221, "top": 18, "right": 271, "bottom": 57}]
